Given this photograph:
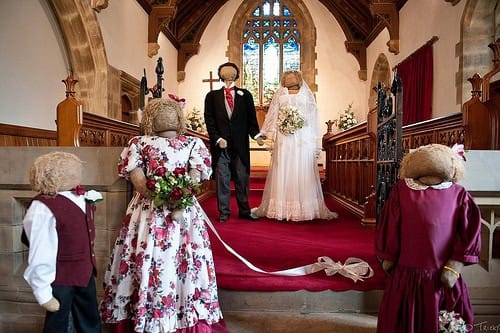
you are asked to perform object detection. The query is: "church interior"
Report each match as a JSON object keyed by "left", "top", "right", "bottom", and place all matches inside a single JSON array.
[{"left": 0, "top": 0, "right": 499, "bottom": 332}]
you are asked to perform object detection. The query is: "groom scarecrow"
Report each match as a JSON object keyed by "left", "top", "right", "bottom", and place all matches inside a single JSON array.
[{"left": 204, "top": 62, "right": 264, "bottom": 222}]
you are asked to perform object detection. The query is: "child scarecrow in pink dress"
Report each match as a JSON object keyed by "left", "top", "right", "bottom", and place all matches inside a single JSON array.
[{"left": 376, "top": 144, "right": 481, "bottom": 333}]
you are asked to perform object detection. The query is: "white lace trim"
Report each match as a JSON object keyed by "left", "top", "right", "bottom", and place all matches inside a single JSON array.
[
  {"left": 252, "top": 199, "right": 338, "bottom": 222},
  {"left": 404, "top": 178, "right": 453, "bottom": 190}
]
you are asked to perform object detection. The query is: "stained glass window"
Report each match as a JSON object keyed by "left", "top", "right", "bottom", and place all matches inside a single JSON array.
[{"left": 242, "top": 0, "right": 301, "bottom": 105}]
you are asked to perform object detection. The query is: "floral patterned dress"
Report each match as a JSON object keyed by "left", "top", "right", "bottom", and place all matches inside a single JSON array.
[{"left": 100, "top": 135, "right": 226, "bottom": 333}]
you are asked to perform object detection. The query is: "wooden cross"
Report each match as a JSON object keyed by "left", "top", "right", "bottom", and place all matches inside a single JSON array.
[{"left": 202, "top": 71, "right": 220, "bottom": 91}]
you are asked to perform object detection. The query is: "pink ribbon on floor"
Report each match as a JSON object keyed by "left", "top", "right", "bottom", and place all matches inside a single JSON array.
[
  {"left": 310, "top": 256, "right": 374, "bottom": 282},
  {"left": 202, "top": 211, "right": 374, "bottom": 283}
]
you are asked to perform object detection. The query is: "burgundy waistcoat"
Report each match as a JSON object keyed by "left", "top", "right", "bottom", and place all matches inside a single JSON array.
[{"left": 35, "top": 194, "right": 97, "bottom": 287}]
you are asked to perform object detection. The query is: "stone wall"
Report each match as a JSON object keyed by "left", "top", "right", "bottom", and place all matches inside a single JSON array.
[{"left": 0, "top": 147, "right": 128, "bottom": 332}]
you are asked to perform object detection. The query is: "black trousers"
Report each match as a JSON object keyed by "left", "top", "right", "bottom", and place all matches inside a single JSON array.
[
  {"left": 216, "top": 149, "right": 250, "bottom": 216},
  {"left": 43, "top": 275, "right": 101, "bottom": 333}
]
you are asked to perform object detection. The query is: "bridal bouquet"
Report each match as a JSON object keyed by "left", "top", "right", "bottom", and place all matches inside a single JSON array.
[
  {"left": 277, "top": 106, "right": 304, "bottom": 135},
  {"left": 438, "top": 310, "right": 468, "bottom": 333},
  {"left": 146, "top": 166, "right": 200, "bottom": 209}
]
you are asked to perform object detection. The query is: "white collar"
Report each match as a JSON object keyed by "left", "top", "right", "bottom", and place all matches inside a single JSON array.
[{"left": 404, "top": 178, "right": 453, "bottom": 190}]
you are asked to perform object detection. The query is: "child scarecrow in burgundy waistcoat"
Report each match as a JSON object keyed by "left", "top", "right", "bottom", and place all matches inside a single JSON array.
[{"left": 23, "top": 151, "right": 102, "bottom": 333}]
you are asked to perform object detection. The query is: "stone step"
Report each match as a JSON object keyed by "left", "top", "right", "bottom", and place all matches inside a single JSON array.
[
  {"left": 223, "top": 311, "right": 377, "bottom": 333},
  {"left": 218, "top": 289, "right": 382, "bottom": 333},
  {"left": 218, "top": 289, "right": 384, "bottom": 314},
  {"left": 0, "top": 290, "right": 382, "bottom": 333}
]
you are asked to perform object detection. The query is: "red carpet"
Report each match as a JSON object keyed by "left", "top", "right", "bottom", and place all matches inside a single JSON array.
[{"left": 200, "top": 187, "right": 387, "bottom": 292}]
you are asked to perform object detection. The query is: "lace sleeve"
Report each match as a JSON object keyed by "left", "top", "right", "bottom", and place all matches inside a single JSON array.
[{"left": 261, "top": 86, "right": 287, "bottom": 142}]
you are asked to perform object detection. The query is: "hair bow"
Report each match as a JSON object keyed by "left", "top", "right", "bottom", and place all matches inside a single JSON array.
[
  {"left": 451, "top": 143, "right": 466, "bottom": 161},
  {"left": 168, "top": 94, "right": 186, "bottom": 109},
  {"left": 168, "top": 94, "right": 185, "bottom": 103}
]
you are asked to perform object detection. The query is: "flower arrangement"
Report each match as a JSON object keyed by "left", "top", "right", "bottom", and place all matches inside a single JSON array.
[
  {"left": 333, "top": 103, "right": 357, "bottom": 130},
  {"left": 438, "top": 310, "right": 468, "bottom": 333},
  {"left": 146, "top": 166, "right": 200, "bottom": 209},
  {"left": 185, "top": 107, "right": 207, "bottom": 134},
  {"left": 277, "top": 106, "right": 305, "bottom": 135}
]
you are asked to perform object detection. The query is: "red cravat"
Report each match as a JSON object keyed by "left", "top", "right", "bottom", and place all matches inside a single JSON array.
[{"left": 224, "top": 87, "right": 234, "bottom": 112}]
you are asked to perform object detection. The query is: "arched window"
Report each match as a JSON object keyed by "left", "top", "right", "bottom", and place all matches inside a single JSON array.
[
  {"left": 228, "top": 0, "right": 316, "bottom": 106},
  {"left": 242, "top": 0, "right": 301, "bottom": 104}
]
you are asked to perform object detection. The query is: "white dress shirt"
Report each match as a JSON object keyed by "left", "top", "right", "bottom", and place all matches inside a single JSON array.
[
  {"left": 23, "top": 191, "right": 86, "bottom": 305},
  {"left": 216, "top": 82, "right": 262, "bottom": 144}
]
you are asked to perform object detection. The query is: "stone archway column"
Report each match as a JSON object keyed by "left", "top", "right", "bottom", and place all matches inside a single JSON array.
[
  {"left": 368, "top": 54, "right": 391, "bottom": 109},
  {"left": 459, "top": 0, "right": 497, "bottom": 105},
  {"left": 47, "top": 0, "right": 109, "bottom": 117}
]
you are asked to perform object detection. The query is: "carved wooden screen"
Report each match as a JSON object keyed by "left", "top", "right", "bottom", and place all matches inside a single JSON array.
[{"left": 375, "top": 74, "right": 403, "bottom": 219}]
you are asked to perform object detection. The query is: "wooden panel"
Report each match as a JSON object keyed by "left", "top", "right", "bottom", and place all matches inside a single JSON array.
[
  {"left": 402, "top": 113, "right": 464, "bottom": 151},
  {"left": 80, "top": 112, "right": 139, "bottom": 146},
  {"left": 323, "top": 112, "right": 465, "bottom": 219},
  {"left": 323, "top": 122, "right": 375, "bottom": 217},
  {"left": 0, "top": 123, "right": 57, "bottom": 146},
  {"left": 487, "top": 79, "right": 500, "bottom": 149}
]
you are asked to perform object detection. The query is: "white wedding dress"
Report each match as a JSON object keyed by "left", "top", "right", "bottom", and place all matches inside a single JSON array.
[{"left": 252, "top": 82, "right": 338, "bottom": 222}]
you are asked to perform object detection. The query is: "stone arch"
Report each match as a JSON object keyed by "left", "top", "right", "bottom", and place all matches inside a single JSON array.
[
  {"left": 47, "top": 0, "right": 109, "bottom": 117},
  {"left": 227, "top": 0, "right": 317, "bottom": 92},
  {"left": 459, "top": 0, "right": 499, "bottom": 104},
  {"left": 368, "top": 53, "right": 391, "bottom": 110}
]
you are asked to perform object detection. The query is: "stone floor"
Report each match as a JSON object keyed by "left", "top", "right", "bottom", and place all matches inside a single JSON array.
[{"left": 0, "top": 309, "right": 378, "bottom": 333}]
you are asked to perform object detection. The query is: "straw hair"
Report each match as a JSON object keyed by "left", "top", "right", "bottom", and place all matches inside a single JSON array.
[
  {"left": 29, "top": 152, "right": 83, "bottom": 196},
  {"left": 399, "top": 144, "right": 465, "bottom": 183},
  {"left": 141, "top": 98, "right": 186, "bottom": 135}
]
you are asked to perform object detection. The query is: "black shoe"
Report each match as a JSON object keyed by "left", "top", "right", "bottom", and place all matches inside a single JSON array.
[
  {"left": 238, "top": 212, "right": 259, "bottom": 221},
  {"left": 219, "top": 214, "right": 229, "bottom": 222}
]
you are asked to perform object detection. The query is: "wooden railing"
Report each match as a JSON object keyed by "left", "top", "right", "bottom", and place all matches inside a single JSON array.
[
  {"left": 0, "top": 72, "right": 215, "bottom": 198},
  {"left": 402, "top": 113, "right": 464, "bottom": 151},
  {"left": 323, "top": 121, "right": 375, "bottom": 217},
  {"left": 58, "top": 108, "right": 140, "bottom": 147},
  {"left": 55, "top": 90, "right": 215, "bottom": 198},
  {"left": 323, "top": 112, "right": 467, "bottom": 219},
  {"left": 0, "top": 123, "right": 57, "bottom": 146}
]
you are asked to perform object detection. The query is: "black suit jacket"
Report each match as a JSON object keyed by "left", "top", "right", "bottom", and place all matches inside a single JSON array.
[{"left": 204, "top": 86, "right": 260, "bottom": 172}]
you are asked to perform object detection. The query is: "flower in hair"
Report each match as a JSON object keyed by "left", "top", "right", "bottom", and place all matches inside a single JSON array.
[
  {"left": 168, "top": 93, "right": 185, "bottom": 103},
  {"left": 451, "top": 143, "right": 467, "bottom": 161}
]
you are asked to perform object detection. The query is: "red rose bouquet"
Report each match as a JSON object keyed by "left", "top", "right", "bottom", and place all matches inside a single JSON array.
[{"left": 146, "top": 166, "right": 200, "bottom": 209}]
